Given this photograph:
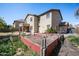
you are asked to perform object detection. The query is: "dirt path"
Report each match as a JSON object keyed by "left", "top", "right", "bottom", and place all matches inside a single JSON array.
[{"left": 58, "top": 38, "right": 79, "bottom": 56}]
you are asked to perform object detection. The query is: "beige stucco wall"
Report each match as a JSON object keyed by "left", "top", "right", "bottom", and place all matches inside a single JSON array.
[
  {"left": 39, "top": 11, "right": 62, "bottom": 33},
  {"left": 39, "top": 12, "right": 52, "bottom": 33},
  {"left": 52, "top": 11, "right": 62, "bottom": 32},
  {"left": 13, "top": 22, "right": 20, "bottom": 29},
  {"left": 34, "top": 16, "right": 39, "bottom": 33},
  {"left": 13, "top": 23, "right": 15, "bottom": 28}
]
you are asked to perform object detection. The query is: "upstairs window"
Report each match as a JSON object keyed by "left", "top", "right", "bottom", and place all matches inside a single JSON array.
[
  {"left": 46, "top": 13, "right": 50, "bottom": 18},
  {"left": 30, "top": 17, "right": 32, "bottom": 22}
]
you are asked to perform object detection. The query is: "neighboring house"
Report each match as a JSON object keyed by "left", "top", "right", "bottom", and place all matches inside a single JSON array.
[
  {"left": 75, "top": 24, "right": 79, "bottom": 34},
  {"left": 68, "top": 24, "right": 76, "bottom": 33},
  {"left": 59, "top": 22, "right": 69, "bottom": 33},
  {"left": 13, "top": 19, "right": 24, "bottom": 30},
  {"left": 24, "top": 9, "right": 64, "bottom": 34}
]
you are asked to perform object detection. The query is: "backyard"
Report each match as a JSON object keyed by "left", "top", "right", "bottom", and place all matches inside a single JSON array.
[{"left": 0, "top": 33, "right": 79, "bottom": 56}]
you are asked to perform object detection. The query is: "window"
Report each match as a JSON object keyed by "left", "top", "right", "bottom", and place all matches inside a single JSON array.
[
  {"left": 46, "top": 13, "right": 50, "bottom": 18},
  {"left": 29, "top": 26, "right": 32, "bottom": 32},
  {"left": 47, "top": 25, "right": 50, "bottom": 29},
  {"left": 30, "top": 17, "right": 32, "bottom": 22}
]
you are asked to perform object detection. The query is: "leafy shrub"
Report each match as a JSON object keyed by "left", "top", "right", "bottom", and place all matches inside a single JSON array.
[
  {"left": 0, "top": 39, "right": 14, "bottom": 56},
  {"left": 46, "top": 28, "right": 57, "bottom": 33}
]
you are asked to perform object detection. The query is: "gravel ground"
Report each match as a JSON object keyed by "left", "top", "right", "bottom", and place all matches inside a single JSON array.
[{"left": 58, "top": 38, "right": 79, "bottom": 56}]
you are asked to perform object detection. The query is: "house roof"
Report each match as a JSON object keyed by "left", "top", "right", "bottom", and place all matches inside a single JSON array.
[
  {"left": 24, "top": 14, "right": 39, "bottom": 21},
  {"left": 24, "top": 9, "right": 63, "bottom": 21},
  {"left": 13, "top": 19, "right": 24, "bottom": 24},
  {"left": 39, "top": 9, "right": 63, "bottom": 20}
]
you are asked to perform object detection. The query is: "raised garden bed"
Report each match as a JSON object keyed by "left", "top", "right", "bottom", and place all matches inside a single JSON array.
[{"left": 20, "top": 33, "right": 63, "bottom": 56}]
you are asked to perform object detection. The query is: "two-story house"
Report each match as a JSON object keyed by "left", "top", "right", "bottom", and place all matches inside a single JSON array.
[{"left": 24, "top": 9, "right": 63, "bottom": 34}]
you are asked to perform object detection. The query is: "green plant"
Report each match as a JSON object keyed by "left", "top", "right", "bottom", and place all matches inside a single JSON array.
[
  {"left": 67, "top": 35, "right": 79, "bottom": 46},
  {"left": 0, "top": 39, "right": 14, "bottom": 56},
  {"left": 46, "top": 28, "right": 57, "bottom": 33},
  {"left": 0, "top": 36, "right": 28, "bottom": 56},
  {"left": 32, "top": 52, "right": 37, "bottom": 56}
]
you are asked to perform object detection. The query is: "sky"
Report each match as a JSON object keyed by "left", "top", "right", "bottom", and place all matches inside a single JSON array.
[{"left": 0, "top": 3, "right": 79, "bottom": 25}]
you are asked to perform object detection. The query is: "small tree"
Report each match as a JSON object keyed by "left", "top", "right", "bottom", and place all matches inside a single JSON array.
[
  {"left": 0, "top": 22, "right": 4, "bottom": 29},
  {"left": 0, "top": 17, "right": 7, "bottom": 29},
  {"left": 0, "top": 17, "right": 12, "bottom": 32},
  {"left": 0, "top": 17, "right": 7, "bottom": 25}
]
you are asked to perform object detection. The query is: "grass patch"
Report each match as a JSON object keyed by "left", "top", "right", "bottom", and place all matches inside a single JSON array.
[{"left": 67, "top": 35, "right": 79, "bottom": 47}]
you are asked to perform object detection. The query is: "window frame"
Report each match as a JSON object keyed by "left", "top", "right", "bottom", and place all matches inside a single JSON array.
[
  {"left": 47, "top": 24, "right": 50, "bottom": 29},
  {"left": 46, "top": 13, "right": 50, "bottom": 19}
]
